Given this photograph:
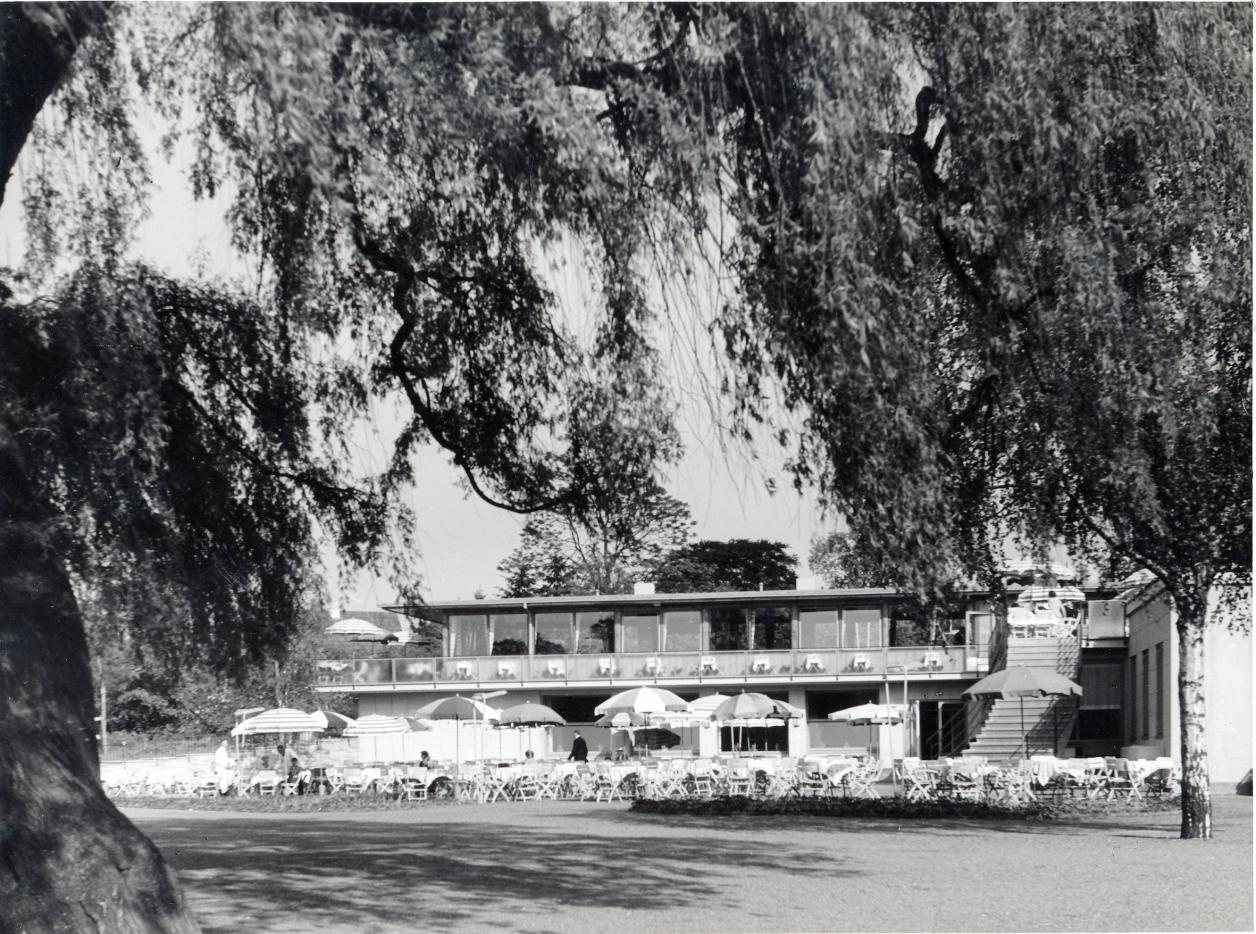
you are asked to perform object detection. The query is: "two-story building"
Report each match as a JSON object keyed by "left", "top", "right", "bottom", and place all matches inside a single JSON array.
[{"left": 315, "top": 580, "right": 1131, "bottom": 763}]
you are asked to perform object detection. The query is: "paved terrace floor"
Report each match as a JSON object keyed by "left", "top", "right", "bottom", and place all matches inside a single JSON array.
[{"left": 129, "top": 793, "right": 1253, "bottom": 933}]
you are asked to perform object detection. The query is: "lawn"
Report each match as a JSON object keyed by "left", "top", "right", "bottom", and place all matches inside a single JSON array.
[{"left": 128, "top": 792, "right": 1252, "bottom": 933}]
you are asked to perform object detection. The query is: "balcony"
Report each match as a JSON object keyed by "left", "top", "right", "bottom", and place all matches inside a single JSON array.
[{"left": 315, "top": 646, "right": 981, "bottom": 692}]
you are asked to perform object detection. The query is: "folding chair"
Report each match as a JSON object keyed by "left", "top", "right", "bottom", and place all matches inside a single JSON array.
[
  {"left": 751, "top": 655, "right": 771, "bottom": 674},
  {"left": 727, "top": 766, "right": 754, "bottom": 797}
]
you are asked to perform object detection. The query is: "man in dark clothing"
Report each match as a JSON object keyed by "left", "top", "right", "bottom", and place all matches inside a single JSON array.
[{"left": 568, "top": 731, "right": 588, "bottom": 762}]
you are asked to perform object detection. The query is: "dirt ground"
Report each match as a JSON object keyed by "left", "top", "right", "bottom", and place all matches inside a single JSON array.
[{"left": 128, "top": 792, "right": 1253, "bottom": 934}]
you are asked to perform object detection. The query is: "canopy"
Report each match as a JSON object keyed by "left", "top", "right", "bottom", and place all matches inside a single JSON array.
[
  {"left": 594, "top": 687, "right": 689, "bottom": 717},
  {"left": 325, "top": 617, "right": 389, "bottom": 638},
  {"left": 230, "top": 708, "right": 324, "bottom": 737}
]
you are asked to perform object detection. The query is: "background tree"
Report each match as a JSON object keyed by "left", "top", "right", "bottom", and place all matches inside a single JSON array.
[
  {"left": 808, "top": 530, "right": 901, "bottom": 590},
  {"left": 497, "top": 483, "right": 694, "bottom": 597},
  {"left": 652, "top": 539, "right": 797, "bottom": 593}
]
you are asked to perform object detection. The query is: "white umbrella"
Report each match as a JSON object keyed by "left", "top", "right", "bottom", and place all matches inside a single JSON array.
[
  {"left": 230, "top": 708, "right": 324, "bottom": 737},
  {"left": 594, "top": 687, "right": 689, "bottom": 717},
  {"left": 325, "top": 617, "right": 390, "bottom": 639}
]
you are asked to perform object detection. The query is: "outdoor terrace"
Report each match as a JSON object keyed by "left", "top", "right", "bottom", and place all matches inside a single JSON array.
[{"left": 315, "top": 644, "right": 983, "bottom": 693}]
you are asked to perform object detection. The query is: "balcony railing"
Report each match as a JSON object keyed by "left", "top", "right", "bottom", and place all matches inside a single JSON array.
[{"left": 316, "top": 645, "right": 979, "bottom": 689}]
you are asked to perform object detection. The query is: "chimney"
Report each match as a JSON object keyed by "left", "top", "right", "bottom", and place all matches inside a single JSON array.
[{"left": 633, "top": 581, "right": 656, "bottom": 595}]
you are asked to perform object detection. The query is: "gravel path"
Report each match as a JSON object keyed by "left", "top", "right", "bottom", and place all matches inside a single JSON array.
[{"left": 129, "top": 793, "right": 1252, "bottom": 933}]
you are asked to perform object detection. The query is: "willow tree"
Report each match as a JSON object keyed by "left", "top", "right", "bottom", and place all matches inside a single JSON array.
[
  {"left": 1, "top": 3, "right": 698, "bottom": 930},
  {"left": 676, "top": 5, "right": 1250, "bottom": 838},
  {"left": 1, "top": 6, "right": 1248, "bottom": 931}
]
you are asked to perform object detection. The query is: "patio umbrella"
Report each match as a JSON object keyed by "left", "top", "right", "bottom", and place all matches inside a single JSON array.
[
  {"left": 414, "top": 696, "right": 500, "bottom": 765},
  {"left": 712, "top": 692, "right": 799, "bottom": 753},
  {"left": 309, "top": 710, "right": 355, "bottom": 735},
  {"left": 230, "top": 708, "right": 324, "bottom": 737},
  {"left": 828, "top": 703, "right": 905, "bottom": 788},
  {"left": 497, "top": 702, "right": 565, "bottom": 757},
  {"left": 963, "top": 667, "right": 1083, "bottom": 757},
  {"left": 343, "top": 714, "right": 411, "bottom": 736},
  {"left": 594, "top": 686, "right": 690, "bottom": 718},
  {"left": 325, "top": 617, "right": 390, "bottom": 639}
]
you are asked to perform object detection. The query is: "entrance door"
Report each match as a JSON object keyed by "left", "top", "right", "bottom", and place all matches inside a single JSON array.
[{"left": 919, "top": 701, "right": 966, "bottom": 759}]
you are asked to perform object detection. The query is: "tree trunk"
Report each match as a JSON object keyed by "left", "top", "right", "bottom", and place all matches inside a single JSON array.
[
  {"left": 0, "top": 425, "right": 201, "bottom": 932},
  {"left": 0, "top": 3, "right": 111, "bottom": 208},
  {"left": 1175, "top": 589, "right": 1211, "bottom": 839}
]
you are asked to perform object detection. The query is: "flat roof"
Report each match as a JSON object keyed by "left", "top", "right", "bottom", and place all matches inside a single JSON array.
[{"left": 387, "top": 587, "right": 949, "bottom": 625}]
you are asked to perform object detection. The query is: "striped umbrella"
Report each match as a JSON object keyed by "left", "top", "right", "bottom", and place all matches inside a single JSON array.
[
  {"left": 230, "top": 708, "right": 324, "bottom": 737},
  {"left": 594, "top": 687, "right": 689, "bottom": 717},
  {"left": 497, "top": 703, "right": 566, "bottom": 727},
  {"left": 713, "top": 693, "right": 800, "bottom": 753},
  {"left": 343, "top": 714, "right": 412, "bottom": 736},
  {"left": 309, "top": 710, "right": 356, "bottom": 734}
]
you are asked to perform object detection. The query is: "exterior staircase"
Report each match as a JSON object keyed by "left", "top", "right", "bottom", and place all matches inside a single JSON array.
[{"left": 961, "top": 634, "right": 1081, "bottom": 759}]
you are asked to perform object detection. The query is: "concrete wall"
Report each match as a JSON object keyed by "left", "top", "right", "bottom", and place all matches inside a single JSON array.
[{"left": 1127, "top": 587, "right": 1252, "bottom": 783}]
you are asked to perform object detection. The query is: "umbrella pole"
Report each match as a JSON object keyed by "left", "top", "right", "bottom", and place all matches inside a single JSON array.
[{"left": 1020, "top": 696, "right": 1026, "bottom": 759}]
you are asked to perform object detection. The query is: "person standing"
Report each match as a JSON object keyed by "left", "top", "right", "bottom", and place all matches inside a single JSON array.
[
  {"left": 568, "top": 730, "right": 588, "bottom": 762},
  {"left": 213, "top": 740, "right": 234, "bottom": 795}
]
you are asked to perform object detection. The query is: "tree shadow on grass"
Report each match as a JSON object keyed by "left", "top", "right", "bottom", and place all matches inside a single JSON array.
[{"left": 140, "top": 814, "right": 857, "bottom": 934}]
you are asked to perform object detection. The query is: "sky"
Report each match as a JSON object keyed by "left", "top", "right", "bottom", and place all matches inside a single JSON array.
[{"left": 0, "top": 120, "right": 828, "bottom": 611}]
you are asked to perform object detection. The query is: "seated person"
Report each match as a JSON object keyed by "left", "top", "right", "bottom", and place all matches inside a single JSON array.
[
  {"left": 524, "top": 750, "right": 535, "bottom": 760},
  {"left": 418, "top": 750, "right": 432, "bottom": 769}
]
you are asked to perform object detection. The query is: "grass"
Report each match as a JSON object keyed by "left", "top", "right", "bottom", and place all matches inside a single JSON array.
[{"left": 126, "top": 793, "right": 1252, "bottom": 934}]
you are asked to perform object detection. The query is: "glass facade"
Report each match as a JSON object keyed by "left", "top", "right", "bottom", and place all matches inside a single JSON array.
[
  {"left": 753, "top": 607, "right": 792, "bottom": 650},
  {"left": 491, "top": 612, "right": 528, "bottom": 655},
  {"left": 535, "top": 612, "right": 572, "bottom": 655},
  {"left": 841, "top": 607, "right": 883, "bottom": 648},
  {"left": 621, "top": 613, "right": 659, "bottom": 654},
  {"left": 575, "top": 611, "right": 615, "bottom": 654},
  {"left": 708, "top": 607, "right": 748, "bottom": 651},
  {"left": 449, "top": 613, "right": 488, "bottom": 656},
  {"left": 664, "top": 610, "right": 702, "bottom": 652},
  {"left": 798, "top": 609, "right": 839, "bottom": 649}
]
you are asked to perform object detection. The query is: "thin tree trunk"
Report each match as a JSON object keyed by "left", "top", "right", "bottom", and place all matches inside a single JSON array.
[
  {"left": 0, "top": 424, "right": 201, "bottom": 932},
  {"left": 1175, "top": 590, "right": 1211, "bottom": 839}
]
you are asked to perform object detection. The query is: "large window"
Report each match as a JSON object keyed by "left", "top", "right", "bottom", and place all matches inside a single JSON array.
[
  {"left": 1154, "top": 642, "right": 1164, "bottom": 738},
  {"left": 798, "top": 609, "right": 838, "bottom": 649},
  {"left": 753, "top": 607, "right": 792, "bottom": 650},
  {"left": 621, "top": 613, "right": 659, "bottom": 654},
  {"left": 841, "top": 608, "right": 883, "bottom": 648},
  {"left": 575, "top": 611, "right": 614, "bottom": 654},
  {"left": 448, "top": 613, "right": 488, "bottom": 656},
  {"left": 1140, "top": 648, "right": 1150, "bottom": 739},
  {"left": 491, "top": 612, "right": 528, "bottom": 655},
  {"left": 664, "top": 610, "right": 701, "bottom": 652},
  {"left": 535, "top": 612, "right": 572, "bottom": 655},
  {"left": 708, "top": 607, "right": 748, "bottom": 651}
]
